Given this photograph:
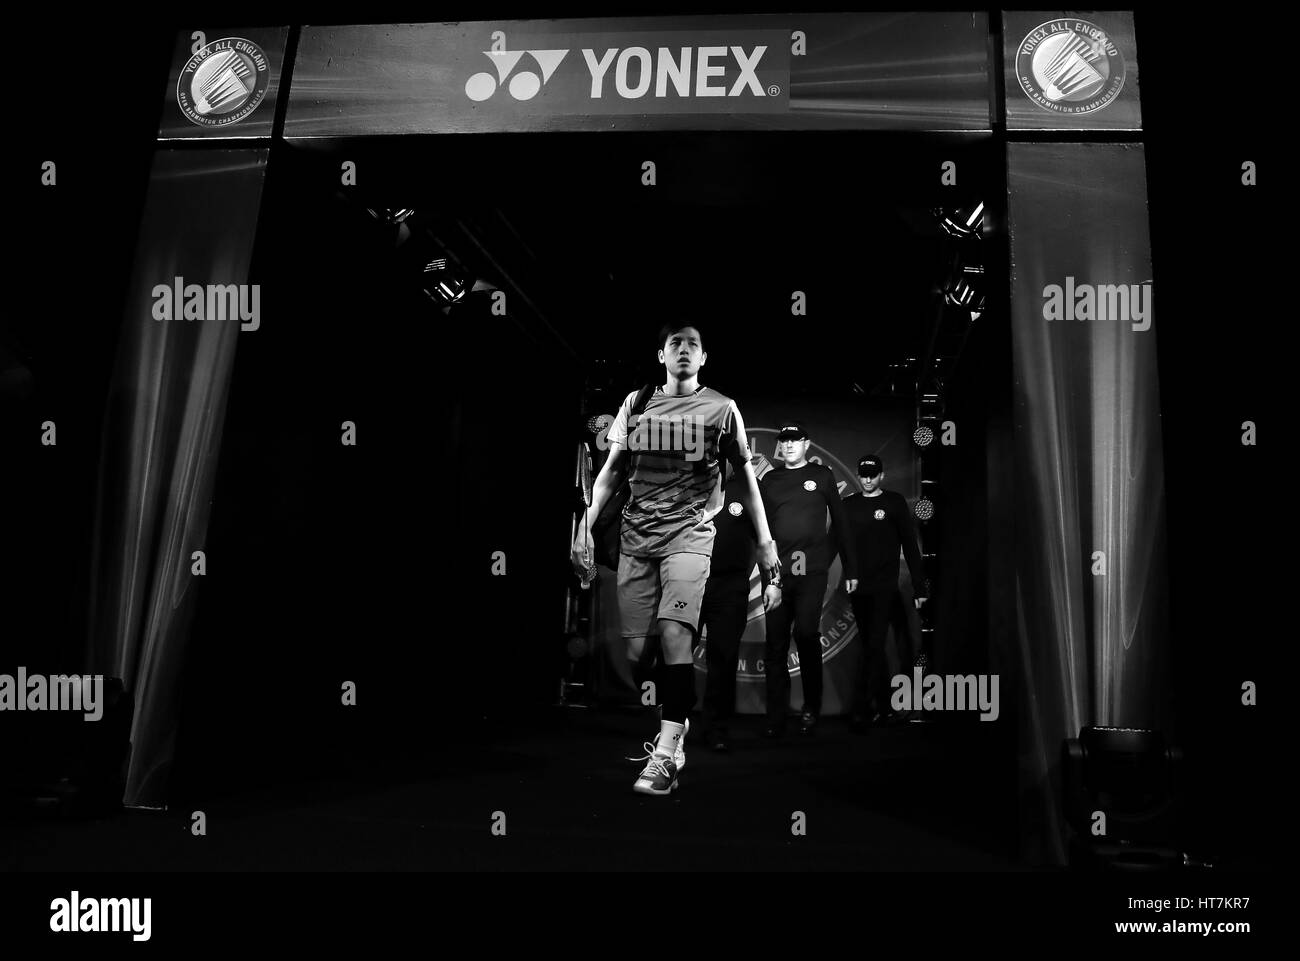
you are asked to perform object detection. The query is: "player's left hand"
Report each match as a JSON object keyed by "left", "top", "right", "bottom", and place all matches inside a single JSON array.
[{"left": 763, "top": 584, "right": 783, "bottom": 613}]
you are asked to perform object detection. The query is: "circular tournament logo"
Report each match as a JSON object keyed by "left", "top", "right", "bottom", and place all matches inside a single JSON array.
[
  {"left": 874, "top": 509, "right": 886, "bottom": 521},
  {"left": 728, "top": 502, "right": 743, "bottom": 517},
  {"left": 177, "top": 38, "right": 271, "bottom": 127},
  {"left": 695, "top": 430, "right": 859, "bottom": 682},
  {"left": 1016, "top": 19, "right": 1125, "bottom": 115}
]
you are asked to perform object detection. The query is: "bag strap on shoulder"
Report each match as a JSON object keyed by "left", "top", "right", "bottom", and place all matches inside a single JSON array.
[
  {"left": 623, "top": 384, "right": 656, "bottom": 464},
  {"left": 630, "top": 383, "right": 655, "bottom": 418}
]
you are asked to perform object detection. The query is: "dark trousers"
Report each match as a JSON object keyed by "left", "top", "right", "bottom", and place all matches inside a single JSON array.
[
  {"left": 700, "top": 570, "right": 751, "bottom": 730},
  {"left": 764, "top": 572, "right": 828, "bottom": 722},
  {"left": 850, "top": 586, "right": 907, "bottom": 715}
]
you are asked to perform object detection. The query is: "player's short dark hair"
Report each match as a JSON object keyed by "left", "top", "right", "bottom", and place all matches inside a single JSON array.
[{"left": 656, "top": 321, "right": 705, "bottom": 352}]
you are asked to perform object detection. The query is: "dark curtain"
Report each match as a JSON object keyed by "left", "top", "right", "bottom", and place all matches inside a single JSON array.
[
  {"left": 1007, "top": 142, "right": 1170, "bottom": 863},
  {"left": 86, "top": 149, "right": 269, "bottom": 808}
]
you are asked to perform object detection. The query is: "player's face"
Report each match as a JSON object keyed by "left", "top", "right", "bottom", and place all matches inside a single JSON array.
[
  {"left": 779, "top": 437, "right": 810, "bottom": 465},
  {"left": 659, "top": 328, "right": 705, "bottom": 378},
  {"left": 859, "top": 471, "right": 883, "bottom": 493}
]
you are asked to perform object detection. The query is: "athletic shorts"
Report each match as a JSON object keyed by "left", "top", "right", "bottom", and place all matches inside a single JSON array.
[{"left": 617, "top": 552, "right": 711, "bottom": 640}]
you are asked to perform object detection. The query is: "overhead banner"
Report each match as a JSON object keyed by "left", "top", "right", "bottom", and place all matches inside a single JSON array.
[{"left": 283, "top": 14, "right": 992, "bottom": 136}]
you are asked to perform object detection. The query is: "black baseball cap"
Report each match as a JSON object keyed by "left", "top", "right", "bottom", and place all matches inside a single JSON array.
[
  {"left": 777, "top": 421, "right": 808, "bottom": 440},
  {"left": 858, "top": 455, "right": 884, "bottom": 477}
]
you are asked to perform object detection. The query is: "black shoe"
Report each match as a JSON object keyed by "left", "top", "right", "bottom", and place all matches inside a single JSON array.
[
  {"left": 872, "top": 709, "right": 900, "bottom": 726},
  {"left": 710, "top": 728, "right": 730, "bottom": 752},
  {"left": 798, "top": 712, "right": 818, "bottom": 736},
  {"left": 762, "top": 723, "right": 785, "bottom": 739},
  {"left": 849, "top": 713, "right": 871, "bottom": 734}
]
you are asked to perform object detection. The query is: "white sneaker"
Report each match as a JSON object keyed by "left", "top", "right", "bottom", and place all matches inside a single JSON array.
[
  {"left": 652, "top": 708, "right": 688, "bottom": 771},
  {"left": 629, "top": 716, "right": 689, "bottom": 775},
  {"left": 629, "top": 744, "right": 679, "bottom": 796}
]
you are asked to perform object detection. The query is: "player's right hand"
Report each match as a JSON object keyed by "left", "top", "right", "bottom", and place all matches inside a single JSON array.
[
  {"left": 763, "top": 584, "right": 783, "bottom": 612},
  {"left": 571, "top": 530, "right": 595, "bottom": 577}
]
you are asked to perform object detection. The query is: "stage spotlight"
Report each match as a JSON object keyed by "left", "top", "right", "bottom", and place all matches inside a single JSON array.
[
  {"left": 888, "top": 362, "right": 910, "bottom": 396},
  {"left": 938, "top": 201, "right": 985, "bottom": 238},
  {"left": 9, "top": 678, "right": 132, "bottom": 818},
  {"left": 914, "top": 497, "right": 935, "bottom": 522},
  {"left": 419, "top": 257, "right": 470, "bottom": 305},
  {"left": 366, "top": 207, "right": 415, "bottom": 224},
  {"left": 913, "top": 425, "right": 935, "bottom": 449},
  {"left": 944, "top": 263, "right": 986, "bottom": 309},
  {"left": 1062, "top": 726, "right": 1187, "bottom": 869}
]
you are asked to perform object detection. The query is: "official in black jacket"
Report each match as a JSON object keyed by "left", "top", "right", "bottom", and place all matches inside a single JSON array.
[
  {"left": 760, "top": 422, "right": 858, "bottom": 737},
  {"left": 841, "top": 454, "right": 928, "bottom": 730}
]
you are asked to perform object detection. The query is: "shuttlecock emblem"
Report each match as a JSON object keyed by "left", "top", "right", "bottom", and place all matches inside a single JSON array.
[
  {"left": 1015, "top": 19, "right": 1126, "bottom": 116},
  {"left": 192, "top": 49, "right": 255, "bottom": 115},
  {"left": 1032, "top": 33, "right": 1106, "bottom": 102},
  {"left": 177, "top": 37, "right": 271, "bottom": 127}
]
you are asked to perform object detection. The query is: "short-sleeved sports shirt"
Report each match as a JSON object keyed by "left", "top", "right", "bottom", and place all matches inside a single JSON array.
[{"left": 607, "top": 385, "right": 750, "bottom": 558}]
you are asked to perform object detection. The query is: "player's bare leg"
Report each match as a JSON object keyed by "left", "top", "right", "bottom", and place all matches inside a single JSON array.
[{"left": 631, "top": 619, "right": 694, "bottom": 795}]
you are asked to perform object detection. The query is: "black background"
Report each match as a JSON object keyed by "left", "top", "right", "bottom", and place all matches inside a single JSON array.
[{"left": 1, "top": 0, "right": 1276, "bottom": 903}]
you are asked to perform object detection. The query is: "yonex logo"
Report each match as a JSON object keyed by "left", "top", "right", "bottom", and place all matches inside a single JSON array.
[
  {"left": 582, "top": 45, "right": 770, "bottom": 99},
  {"left": 464, "top": 44, "right": 775, "bottom": 103},
  {"left": 465, "top": 49, "right": 569, "bottom": 101}
]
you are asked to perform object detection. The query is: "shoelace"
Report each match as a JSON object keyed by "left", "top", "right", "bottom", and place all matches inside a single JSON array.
[
  {"left": 625, "top": 742, "right": 672, "bottom": 780},
  {"left": 625, "top": 741, "right": 659, "bottom": 763}
]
